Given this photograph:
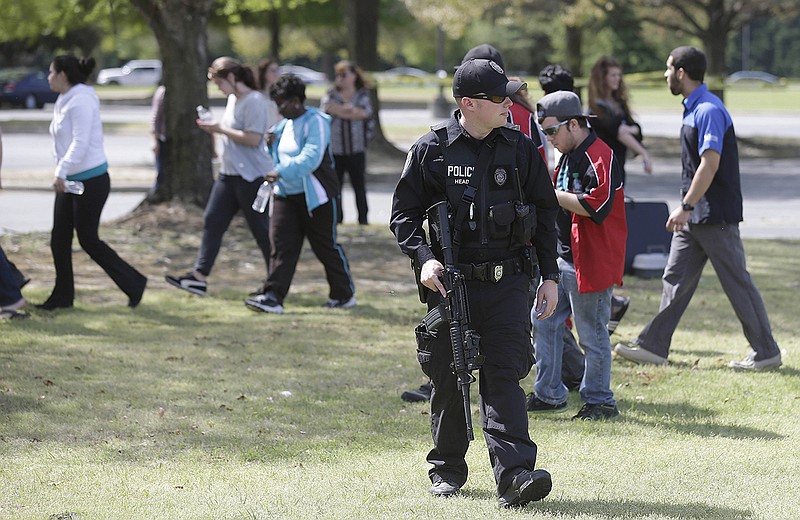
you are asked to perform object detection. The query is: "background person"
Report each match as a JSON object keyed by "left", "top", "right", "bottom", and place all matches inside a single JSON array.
[
  {"left": 527, "top": 91, "right": 626, "bottom": 421},
  {"left": 39, "top": 55, "right": 147, "bottom": 311},
  {"left": 614, "top": 46, "right": 782, "bottom": 371},
  {"left": 148, "top": 82, "right": 166, "bottom": 199},
  {"left": 244, "top": 74, "right": 356, "bottom": 314},
  {"left": 0, "top": 129, "right": 28, "bottom": 318},
  {"left": 0, "top": 245, "right": 26, "bottom": 319},
  {"left": 391, "top": 58, "right": 558, "bottom": 507},
  {"left": 257, "top": 58, "right": 282, "bottom": 129},
  {"left": 320, "top": 60, "right": 373, "bottom": 225},
  {"left": 588, "top": 56, "right": 653, "bottom": 177},
  {"left": 165, "top": 57, "right": 273, "bottom": 300}
]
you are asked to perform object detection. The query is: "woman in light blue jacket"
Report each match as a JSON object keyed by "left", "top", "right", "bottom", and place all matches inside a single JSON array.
[{"left": 244, "top": 75, "right": 355, "bottom": 315}]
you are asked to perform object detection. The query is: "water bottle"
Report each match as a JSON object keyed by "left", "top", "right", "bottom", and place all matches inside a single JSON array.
[
  {"left": 64, "top": 180, "right": 85, "bottom": 195},
  {"left": 251, "top": 181, "right": 272, "bottom": 213},
  {"left": 196, "top": 105, "right": 212, "bottom": 122}
]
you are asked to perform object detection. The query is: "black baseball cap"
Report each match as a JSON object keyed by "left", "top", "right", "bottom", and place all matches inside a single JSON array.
[
  {"left": 461, "top": 43, "right": 505, "bottom": 68},
  {"left": 453, "top": 59, "right": 525, "bottom": 99}
]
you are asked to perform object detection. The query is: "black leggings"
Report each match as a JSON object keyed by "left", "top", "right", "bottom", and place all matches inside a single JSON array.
[{"left": 46, "top": 173, "right": 145, "bottom": 305}]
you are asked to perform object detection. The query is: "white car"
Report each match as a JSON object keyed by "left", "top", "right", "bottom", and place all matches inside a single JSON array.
[
  {"left": 97, "top": 60, "right": 162, "bottom": 86},
  {"left": 278, "top": 65, "right": 328, "bottom": 84}
]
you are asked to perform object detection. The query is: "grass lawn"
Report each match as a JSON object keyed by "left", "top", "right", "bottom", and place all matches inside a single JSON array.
[{"left": 1, "top": 205, "right": 798, "bottom": 519}]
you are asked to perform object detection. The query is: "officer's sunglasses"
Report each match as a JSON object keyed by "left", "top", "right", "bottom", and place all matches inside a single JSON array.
[
  {"left": 468, "top": 94, "right": 507, "bottom": 104},
  {"left": 541, "top": 119, "right": 571, "bottom": 136}
]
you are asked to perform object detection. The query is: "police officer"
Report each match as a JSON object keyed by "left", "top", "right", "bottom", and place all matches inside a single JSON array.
[{"left": 390, "top": 59, "right": 560, "bottom": 507}]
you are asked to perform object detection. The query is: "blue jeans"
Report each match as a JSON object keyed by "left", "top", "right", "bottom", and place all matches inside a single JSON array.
[
  {"left": 0, "top": 245, "right": 23, "bottom": 307},
  {"left": 533, "top": 258, "right": 615, "bottom": 406}
]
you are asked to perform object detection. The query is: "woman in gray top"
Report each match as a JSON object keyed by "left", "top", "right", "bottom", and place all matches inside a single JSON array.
[
  {"left": 321, "top": 60, "right": 373, "bottom": 225},
  {"left": 165, "top": 57, "right": 273, "bottom": 299}
]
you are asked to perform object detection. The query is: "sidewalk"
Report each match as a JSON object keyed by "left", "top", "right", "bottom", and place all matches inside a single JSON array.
[{"left": 2, "top": 107, "right": 799, "bottom": 239}]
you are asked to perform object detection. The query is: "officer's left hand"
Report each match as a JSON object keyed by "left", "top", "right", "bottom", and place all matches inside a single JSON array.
[{"left": 534, "top": 280, "right": 558, "bottom": 320}]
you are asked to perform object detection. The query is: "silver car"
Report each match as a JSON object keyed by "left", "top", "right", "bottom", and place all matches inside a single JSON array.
[{"left": 97, "top": 60, "right": 162, "bottom": 86}]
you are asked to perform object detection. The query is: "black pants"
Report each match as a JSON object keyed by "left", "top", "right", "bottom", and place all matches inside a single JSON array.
[
  {"left": 419, "top": 272, "right": 538, "bottom": 496},
  {"left": 46, "top": 173, "right": 146, "bottom": 305},
  {"left": 334, "top": 152, "right": 368, "bottom": 224},
  {"left": 195, "top": 175, "right": 271, "bottom": 278},
  {"left": 264, "top": 194, "right": 354, "bottom": 303}
]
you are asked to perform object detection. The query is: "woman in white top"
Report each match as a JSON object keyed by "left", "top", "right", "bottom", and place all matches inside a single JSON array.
[
  {"left": 165, "top": 57, "right": 273, "bottom": 300},
  {"left": 38, "top": 55, "right": 147, "bottom": 311}
]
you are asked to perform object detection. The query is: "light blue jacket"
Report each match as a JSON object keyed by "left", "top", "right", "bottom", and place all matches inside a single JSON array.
[{"left": 269, "top": 107, "right": 337, "bottom": 213}]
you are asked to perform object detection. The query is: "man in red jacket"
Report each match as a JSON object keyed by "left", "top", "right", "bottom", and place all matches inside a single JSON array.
[{"left": 527, "top": 91, "right": 627, "bottom": 420}]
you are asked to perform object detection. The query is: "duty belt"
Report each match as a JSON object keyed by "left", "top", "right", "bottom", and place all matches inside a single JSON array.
[{"left": 456, "top": 257, "right": 523, "bottom": 283}]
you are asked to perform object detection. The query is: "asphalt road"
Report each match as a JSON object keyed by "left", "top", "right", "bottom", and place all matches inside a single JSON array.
[{"left": 2, "top": 105, "right": 799, "bottom": 238}]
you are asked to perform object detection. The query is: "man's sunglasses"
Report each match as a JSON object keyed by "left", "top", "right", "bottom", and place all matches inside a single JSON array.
[
  {"left": 541, "top": 119, "right": 571, "bottom": 136},
  {"left": 468, "top": 94, "right": 507, "bottom": 104}
]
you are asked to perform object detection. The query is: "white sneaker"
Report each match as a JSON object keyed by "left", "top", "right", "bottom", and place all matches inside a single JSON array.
[
  {"left": 323, "top": 295, "right": 357, "bottom": 309},
  {"left": 244, "top": 292, "right": 284, "bottom": 314},
  {"left": 165, "top": 273, "right": 207, "bottom": 296},
  {"left": 614, "top": 343, "right": 668, "bottom": 366},
  {"left": 728, "top": 350, "right": 782, "bottom": 370}
]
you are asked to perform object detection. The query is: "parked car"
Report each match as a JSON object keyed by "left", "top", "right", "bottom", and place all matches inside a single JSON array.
[
  {"left": 378, "top": 67, "right": 430, "bottom": 79},
  {"left": 97, "top": 59, "right": 162, "bottom": 86},
  {"left": 0, "top": 68, "right": 59, "bottom": 109},
  {"left": 278, "top": 64, "right": 328, "bottom": 84},
  {"left": 375, "top": 66, "right": 433, "bottom": 86},
  {"left": 725, "top": 70, "right": 780, "bottom": 85}
]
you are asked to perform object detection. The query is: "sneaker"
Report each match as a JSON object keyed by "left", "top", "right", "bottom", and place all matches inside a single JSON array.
[
  {"left": 401, "top": 382, "right": 432, "bottom": 403},
  {"left": 323, "top": 295, "right": 357, "bottom": 308},
  {"left": 572, "top": 403, "right": 620, "bottom": 421},
  {"left": 728, "top": 350, "right": 782, "bottom": 370},
  {"left": 165, "top": 273, "right": 207, "bottom": 296},
  {"left": 607, "top": 295, "right": 630, "bottom": 335},
  {"left": 614, "top": 343, "right": 668, "bottom": 366},
  {"left": 1, "top": 297, "right": 26, "bottom": 312},
  {"left": 428, "top": 479, "right": 460, "bottom": 497},
  {"left": 1, "top": 310, "right": 28, "bottom": 320},
  {"left": 497, "top": 469, "right": 552, "bottom": 508},
  {"left": 526, "top": 393, "right": 567, "bottom": 412},
  {"left": 244, "top": 292, "right": 285, "bottom": 314}
]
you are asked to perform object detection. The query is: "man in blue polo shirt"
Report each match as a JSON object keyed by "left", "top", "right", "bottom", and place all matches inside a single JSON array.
[{"left": 615, "top": 46, "right": 782, "bottom": 370}]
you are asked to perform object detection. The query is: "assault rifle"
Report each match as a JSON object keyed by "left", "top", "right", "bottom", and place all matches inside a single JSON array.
[{"left": 415, "top": 201, "right": 483, "bottom": 442}]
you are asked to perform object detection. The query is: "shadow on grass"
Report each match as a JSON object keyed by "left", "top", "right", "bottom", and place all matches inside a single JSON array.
[
  {"left": 617, "top": 400, "right": 785, "bottom": 440},
  {"left": 532, "top": 498, "right": 752, "bottom": 519},
  {"left": 457, "top": 488, "right": 753, "bottom": 519}
]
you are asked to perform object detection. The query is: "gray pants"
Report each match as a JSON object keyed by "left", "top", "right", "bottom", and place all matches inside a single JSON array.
[{"left": 635, "top": 223, "right": 779, "bottom": 360}]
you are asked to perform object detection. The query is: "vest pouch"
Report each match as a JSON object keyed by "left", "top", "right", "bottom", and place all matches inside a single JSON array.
[
  {"left": 511, "top": 203, "right": 537, "bottom": 247},
  {"left": 488, "top": 201, "right": 516, "bottom": 240}
]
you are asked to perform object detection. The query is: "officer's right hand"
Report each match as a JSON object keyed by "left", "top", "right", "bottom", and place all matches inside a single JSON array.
[{"left": 420, "top": 259, "right": 446, "bottom": 297}]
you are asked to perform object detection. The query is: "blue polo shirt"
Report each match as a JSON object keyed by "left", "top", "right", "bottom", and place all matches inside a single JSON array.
[{"left": 680, "top": 84, "right": 743, "bottom": 224}]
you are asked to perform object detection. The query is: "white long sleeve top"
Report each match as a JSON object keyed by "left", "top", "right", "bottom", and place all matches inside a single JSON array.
[{"left": 50, "top": 83, "right": 108, "bottom": 180}]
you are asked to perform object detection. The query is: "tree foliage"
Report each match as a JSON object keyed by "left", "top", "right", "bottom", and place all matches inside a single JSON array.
[{"left": 626, "top": 0, "right": 800, "bottom": 77}]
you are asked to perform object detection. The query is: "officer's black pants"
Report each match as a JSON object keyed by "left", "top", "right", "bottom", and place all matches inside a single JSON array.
[{"left": 419, "top": 272, "right": 538, "bottom": 496}]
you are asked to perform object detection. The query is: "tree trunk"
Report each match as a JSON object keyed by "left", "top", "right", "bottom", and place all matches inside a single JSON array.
[
  {"left": 269, "top": 9, "right": 281, "bottom": 59},
  {"left": 345, "top": 0, "right": 379, "bottom": 71},
  {"left": 366, "top": 85, "right": 406, "bottom": 163},
  {"left": 130, "top": 0, "right": 214, "bottom": 207},
  {"left": 565, "top": 23, "right": 583, "bottom": 98}
]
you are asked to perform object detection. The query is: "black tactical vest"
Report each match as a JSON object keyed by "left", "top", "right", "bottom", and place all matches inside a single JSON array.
[{"left": 433, "top": 123, "right": 524, "bottom": 263}]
